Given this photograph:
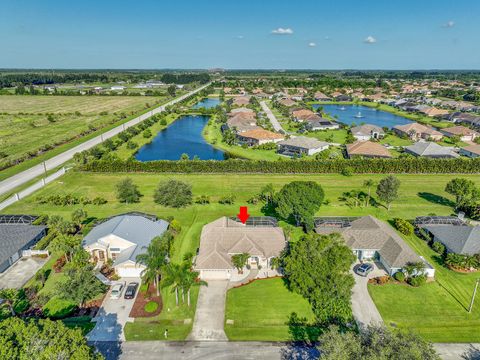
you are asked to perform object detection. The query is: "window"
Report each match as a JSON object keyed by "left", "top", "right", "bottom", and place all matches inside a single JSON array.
[{"left": 110, "top": 247, "right": 121, "bottom": 252}]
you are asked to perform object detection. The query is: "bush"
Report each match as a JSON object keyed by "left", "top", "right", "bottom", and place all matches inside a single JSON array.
[
  {"left": 143, "top": 129, "right": 152, "bottom": 138},
  {"left": 407, "top": 275, "right": 427, "bottom": 287},
  {"left": 393, "top": 218, "right": 414, "bottom": 236},
  {"left": 341, "top": 167, "right": 353, "bottom": 177},
  {"left": 393, "top": 271, "right": 405, "bottom": 282},
  {"left": 432, "top": 241, "right": 446, "bottom": 255},
  {"left": 92, "top": 197, "right": 107, "bottom": 205},
  {"left": 195, "top": 195, "right": 210, "bottom": 204},
  {"left": 219, "top": 195, "right": 236, "bottom": 204},
  {"left": 154, "top": 179, "right": 192, "bottom": 208},
  {"left": 115, "top": 178, "right": 142, "bottom": 203},
  {"left": 126, "top": 141, "right": 138, "bottom": 150},
  {"left": 144, "top": 301, "right": 159, "bottom": 313},
  {"left": 169, "top": 219, "right": 181, "bottom": 234},
  {"left": 43, "top": 298, "right": 76, "bottom": 319},
  {"left": 34, "top": 230, "right": 56, "bottom": 250},
  {"left": 53, "top": 256, "right": 66, "bottom": 273}
]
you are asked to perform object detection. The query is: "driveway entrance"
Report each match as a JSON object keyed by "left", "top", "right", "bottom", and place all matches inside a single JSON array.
[{"left": 188, "top": 280, "right": 228, "bottom": 341}]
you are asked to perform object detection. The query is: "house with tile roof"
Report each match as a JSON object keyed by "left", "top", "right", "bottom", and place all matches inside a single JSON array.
[
  {"left": 346, "top": 141, "right": 392, "bottom": 158},
  {"left": 441, "top": 126, "right": 479, "bottom": 142},
  {"left": 351, "top": 124, "right": 385, "bottom": 141},
  {"left": 237, "top": 129, "right": 284, "bottom": 146},
  {"left": 315, "top": 216, "right": 434, "bottom": 277},
  {"left": 460, "top": 144, "right": 480, "bottom": 158},
  {"left": 393, "top": 123, "right": 443, "bottom": 141},
  {"left": 277, "top": 136, "right": 329, "bottom": 157},
  {"left": 194, "top": 217, "right": 286, "bottom": 280},
  {"left": 82, "top": 213, "right": 169, "bottom": 277}
]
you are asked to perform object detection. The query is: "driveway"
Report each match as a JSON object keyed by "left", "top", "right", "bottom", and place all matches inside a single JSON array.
[
  {"left": 0, "top": 257, "right": 48, "bottom": 289},
  {"left": 188, "top": 280, "right": 229, "bottom": 341},
  {"left": 87, "top": 278, "right": 140, "bottom": 342},
  {"left": 350, "top": 263, "right": 384, "bottom": 329}
]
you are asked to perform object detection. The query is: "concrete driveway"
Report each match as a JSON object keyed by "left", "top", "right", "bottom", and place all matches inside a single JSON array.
[
  {"left": 0, "top": 257, "right": 48, "bottom": 289},
  {"left": 188, "top": 280, "right": 229, "bottom": 341},
  {"left": 87, "top": 278, "right": 140, "bottom": 342},
  {"left": 351, "top": 263, "right": 384, "bottom": 329}
]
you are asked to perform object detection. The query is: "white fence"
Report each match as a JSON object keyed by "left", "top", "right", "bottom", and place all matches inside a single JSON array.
[
  {"left": 0, "top": 167, "right": 66, "bottom": 211},
  {"left": 22, "top": 249, "right": 50, "bottom": 257}
]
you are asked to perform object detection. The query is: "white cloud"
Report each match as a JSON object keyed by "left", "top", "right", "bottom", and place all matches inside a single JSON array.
[
  {"left": 308, "top": 42, "right": 316, "bottom": 47},
  {"left": 236, "top": 35, "right": 244, "bottom": 39},
  {"left": 363, "top": 35, "right": 377, "bottom": 44},
  {"left": 271, "top": 27, "right": 293, "bottom": 35},
  {"left": 443, "top": 20, "right": 455, "bottom": 28},
  {"left": 324, "top": 36, "right": 331, "bottom": 40}
]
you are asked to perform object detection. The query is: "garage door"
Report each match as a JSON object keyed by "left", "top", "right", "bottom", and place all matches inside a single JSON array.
[
  {"left": 116, "top": 266, "right": 143, "bottom": 278},
  {"left": 200, "top": 270, "right": 229, "bottom": 280}
]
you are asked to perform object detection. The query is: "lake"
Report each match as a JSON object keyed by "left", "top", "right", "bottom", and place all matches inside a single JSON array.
[
  {"left": 135, "top": 115, "right": 226, "bottom": 161},
  {"left": 313, "top": 104, "right": 413, "bottom": 128},
  {"left": 192, "top": 97, "right": 221, "bottom": 109}
]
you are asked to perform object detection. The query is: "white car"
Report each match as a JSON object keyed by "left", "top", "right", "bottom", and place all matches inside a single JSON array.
[{"left": 110, "top": 283, "right": 124, "bottom": 299}]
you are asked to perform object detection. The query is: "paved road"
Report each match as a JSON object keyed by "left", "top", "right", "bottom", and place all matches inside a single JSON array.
[
  {"left": 260, "top": 101, "right": 286, "bottom": 133},
  {"left": 188, "top": 280, "right": 228, "bottom": 341},
  {"left": 92, "top": 341, "right": 480, "bottom": 360},
  {"left": 0, "top": 84, "right": 210, "bottom": 196},
  {"left": 350, "top": 264, "right": 383, "bottom": 329}
]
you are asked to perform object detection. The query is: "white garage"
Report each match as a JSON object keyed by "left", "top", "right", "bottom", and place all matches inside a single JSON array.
[
  {"left": 199, "top": 269, "right": 231, "bottom": 280},
  {"left": 115, "top": 260, "right": 145, "bottom": 278}
]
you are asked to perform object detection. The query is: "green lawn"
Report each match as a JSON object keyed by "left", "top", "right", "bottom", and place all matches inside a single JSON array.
[
  {"left": 369, "top": 231, "right": 480, "bottom": 343},
  {"left": 304, "top": 129, "right": 349, "bottom": 144},
  {"left": 379, "top": 134, "right": 414, "bottom": 147},
  {"left": 225, "top": 277, "right": 315, "bottom": 341},
  {"left": 5, "top": 171, "right": 480, "bottom": 342}
]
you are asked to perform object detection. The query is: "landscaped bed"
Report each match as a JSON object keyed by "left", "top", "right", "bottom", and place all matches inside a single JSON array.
[{"left": 129, "top": 284, "right": 162, "bottom": 318}]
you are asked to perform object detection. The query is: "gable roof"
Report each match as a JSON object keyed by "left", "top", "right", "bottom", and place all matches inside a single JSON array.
[
  {"left": 461, "top": 145, "right": 480, "bottom": 156},
  {"left": 351, "top": 124, "right": 385, "bottom": 137},
  {"left": 83, "top": 214, "right": 169, "bottom": 265},
  {"left": 394, "top": 123, "right": 442, "bottom": 136},
  {"left": 195, "top": 217, "right": 286, "bottom": 270},
  {"left": 442, "top": 126, "right": 479, "bottom": 137},
  {"left": 405, "top": 142, "right": 459, "bottom": 158},
  {"left": 422, "top": 225, "right": 480, "bottom": 255},
  {"left": 347, "top": 141, "right": 392, "bottom": 158},
  {"left": 278, "top": 136, "right": 329, "bottom": 150},
  {"left": 315, "top": 216, "right": 421, "bottom": 268},
  {"left": 239, "top": 129, "right": 284, "bottom": 141},
  {"left": 0, "top": 224, "right": 46, "bottom": 266}
]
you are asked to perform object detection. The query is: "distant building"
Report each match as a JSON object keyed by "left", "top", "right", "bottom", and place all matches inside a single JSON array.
[
  {"left": 277, "top": 136, "right": 329, "bottom": 157},
  {"left": 314, "top": 92, "right": 331, "bottom": 101}
]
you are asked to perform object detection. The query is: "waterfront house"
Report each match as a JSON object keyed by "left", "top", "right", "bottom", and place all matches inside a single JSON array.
[
  {"left": 351, "top": 124, "right": 385, "bottom": 141},
  {"left": 237, "top": 129, "right": 284, "bottom": 146},
  {"left": 441, "top": 126, "right": 479, "bottom": 142},
  {"left": 393, "top": 123, "right": 443, "bottom": 141}
]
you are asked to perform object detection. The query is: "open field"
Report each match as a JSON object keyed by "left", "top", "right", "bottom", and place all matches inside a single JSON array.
[
  {"left": 225, "top": 278, "right": 315, "bottom": 341},
  {"left": 0, "top": 95, "right": 168, "bottom": 173},
  {"left": 3, "top": 171, "right": 479, "bottom": 341}
]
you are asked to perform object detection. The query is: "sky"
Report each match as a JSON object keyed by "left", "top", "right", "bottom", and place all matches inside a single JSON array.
[{"left": 1, "top": 0, "right": 479, "bottom": 70}]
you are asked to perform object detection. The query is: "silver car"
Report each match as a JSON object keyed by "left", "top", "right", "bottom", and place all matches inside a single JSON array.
[
  {"left": 356, "top": 263, "right": 374, "bottom": 277},
  {"left": 110, "top": 283, "right": 124, "bottom": 299}
]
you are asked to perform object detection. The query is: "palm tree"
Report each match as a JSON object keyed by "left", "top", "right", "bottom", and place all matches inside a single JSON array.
[
  {"left": 181, "top": 270, "right": 207, "bottom": 307},
  {"left": 363, "top": 179, "right": 375, "bottom": 207},
  {"left": 161, "top": 263, "right": 185, "bottom": 306},
  {"left": 136, "top": 243, "right": 167, "bottom": 296},
  {"left": 0, "top": 289, "right": 19, "bottom": 316}
]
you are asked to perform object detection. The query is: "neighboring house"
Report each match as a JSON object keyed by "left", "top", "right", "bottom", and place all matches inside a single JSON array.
[
  {"left": 82, "top": 213, "right": 169, "bottom": 277},
  {"left": 393, "top": 123, "right": 443, "bottom": 141},
  {"left": 416, "top": 218, "right": 480, "bottom": 255},
  {"left": 346, "top": 141, "right": 392, "bottom": 158},
  {"left": 449, "top": 112, "right": 480, "bottom": 128},
  {"left": 334, "top": 94, "right": 352, "bottom": 102},
  {"left": 223, "top": 113, "right": 259, "bottom": 133},
  {"left": 291, "top": 109, "right": 315, "bottom": 122},
  {"left": 441, "top": 126, "right": 479, "bottom": 142},
  {"left": 460, "top": 145, "right": 480, "bottom": 158},
  {"left": 194, "top": 217, "right": 286, "bottom": 280},
  {"left": 351, "top": 124, "right": 385, "bottom": 141},
  {"left": 110, "top": 85, "right": 126, "bottom": 91},
  {"left": 279, "top": 98, "right": 297, "bottom": 107},
  {"left": 314, "top": 92, "right": 331, "bottom": 101},
  {"left": 404, "top": 141, "right": 459, "bottom": 158},
  {"left": 229, "top": 107, "right": 256, "bottom": 116},
  {"left": 277, "top": 136, "right": 329, "bottom": 157},
  {"left": 232, "top": 96, "right": 251, "bottom": 107},
  {"left": 306, "top": 119, "right": 340, "bottom": 131},
  {"left": 314, "top": 216, "right": 434, "bottom": 277},
  {"left": 421, "top": 107, "right": 450, "bottom": 118},
  {"left": 237, "top": 129, "right": 284, "bottom": 146},
  {"left": 0, "top": 216, "right": 46, "bottom": 273}
]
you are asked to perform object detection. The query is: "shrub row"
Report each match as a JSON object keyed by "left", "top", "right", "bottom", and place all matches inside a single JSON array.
[{"left": 81, "top": 157, "right": 480, "bottom": 174}]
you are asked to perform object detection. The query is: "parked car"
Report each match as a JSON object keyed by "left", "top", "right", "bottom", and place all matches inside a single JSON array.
[
  {"left": 356, "top": 263, "right": 374, "bottom": 277},
  {"left": 110, "top": 283, "right": 124, "bottom": 299},
  {"left": 124, "top": 282, "right": 139, "bottom": 299}
]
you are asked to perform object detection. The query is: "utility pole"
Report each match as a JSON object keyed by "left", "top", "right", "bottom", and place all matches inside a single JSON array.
[{"left": 468, "top": 278, "right": 480, "bottom": 313}]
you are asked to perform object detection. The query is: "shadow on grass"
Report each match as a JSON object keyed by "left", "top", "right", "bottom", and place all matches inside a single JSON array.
[
  {"left": 417, "top": 192, "right": 455, "bottom": 208},
  {"left": 287, "top": 312, "right": 321, "bottom": 345},
  {"left": 437, "top": 279, "right": 469, "bottom": 312}
]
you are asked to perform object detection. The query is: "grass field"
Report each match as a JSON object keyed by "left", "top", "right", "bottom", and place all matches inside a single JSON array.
[
  {"left": 225, "top": 278, "right": 315, "bottom": 341},
  {"left": 4, "top": 171, "right": 479, "bottom": 341},
  {"left": 0, "top": 95, "right": 168, "bottom": 173}
]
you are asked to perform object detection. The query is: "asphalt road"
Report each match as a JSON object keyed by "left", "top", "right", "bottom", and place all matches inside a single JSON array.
[
  {"left": 0, "top": 84, "right": 210, "bottom": 196},
  {"left": 260, "top": 101, "right": 286, "bottom": 133},
  {"left": 91, "top": 341, "right": 480, "bottom": 360}
]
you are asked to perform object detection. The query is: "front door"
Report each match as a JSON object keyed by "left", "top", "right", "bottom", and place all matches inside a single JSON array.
[{"left": 98, "top": 250, "right": 105, "bottom": 261}]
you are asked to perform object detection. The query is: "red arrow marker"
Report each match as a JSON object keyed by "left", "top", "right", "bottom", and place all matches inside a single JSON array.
[{"left": 237, "top": 206, "right": 250, "bottom": 224}]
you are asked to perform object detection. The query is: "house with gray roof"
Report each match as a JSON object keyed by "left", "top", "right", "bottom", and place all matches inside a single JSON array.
[
  {"left": 194, "top": 217, "right": 286, "bottom": 280},
  {"left": 404, "top": 141, "right": 459, "bottom": 158},
  {"left": 277, "top": 136, "right": 329, "bottom": 157},
  {"left": 418, "top": 222, "right": 480, "bottom": 255},
  {"left": 82, "top": 213, "right": 168, "bottom": 277},
  {"left": 351, "top": 124, "right": 385, "bottom": 141},
  {"left": 0, "top": 218, "right": 46, "bottom": 273},
  {"left": 315, "top": 216, "right": 434, "bottom": 277}
]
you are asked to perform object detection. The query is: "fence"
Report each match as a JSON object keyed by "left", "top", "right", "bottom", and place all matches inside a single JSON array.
[
  {"left": 22, "top": 249, "right": 50, "bottom": 257},
  {"left": 0, "top": 167, "right": 67, "bottom": 211}
]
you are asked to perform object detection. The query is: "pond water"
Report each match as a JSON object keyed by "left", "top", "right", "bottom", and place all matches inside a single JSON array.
[
  {"left": 192, "top": 97, "right": 221, "bottom": 109},
  {"left": 135, "top": 115, "right": 226, "bottom": 161},
  {"left": 313, "top": 104, "right": 413, "bottom": 128}
]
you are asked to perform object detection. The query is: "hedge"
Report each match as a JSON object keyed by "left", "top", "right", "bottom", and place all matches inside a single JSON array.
[{"left": 80, "top": 157, "right": 480, "bottom": 174}]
